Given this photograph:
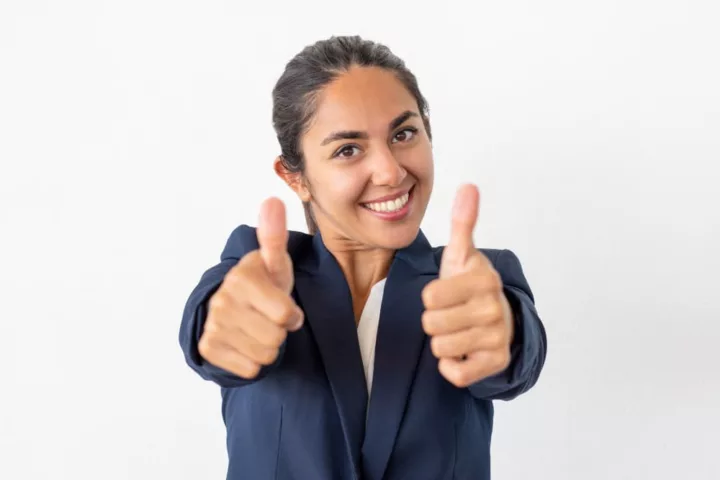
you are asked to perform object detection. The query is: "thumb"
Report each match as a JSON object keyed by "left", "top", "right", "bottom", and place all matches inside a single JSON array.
[
  {"left": 257, "top": 197, "right": 292, "bottom": 290},
  {"left": 440, "top": 184, "right": 480, "bottom": 278}
]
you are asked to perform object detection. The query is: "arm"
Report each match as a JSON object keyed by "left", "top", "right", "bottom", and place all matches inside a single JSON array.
[
  {"left": 178, "top": 224, "right": 286, "bottom": 388},
  {"left": 468, "top": 249, "right": 547, "bottom": 400}
]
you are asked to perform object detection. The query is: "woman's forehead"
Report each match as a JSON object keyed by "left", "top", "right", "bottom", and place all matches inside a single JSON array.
[{"left": 308, "top": 67, "right": 419, "bottom": 135}]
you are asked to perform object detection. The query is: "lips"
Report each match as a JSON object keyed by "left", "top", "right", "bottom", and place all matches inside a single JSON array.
[
  {"left": 362, "top": 191, "right": 410, "bottom": 213},
  {"left": 359, "top": 184, "right": 416, "bottom": 224}
]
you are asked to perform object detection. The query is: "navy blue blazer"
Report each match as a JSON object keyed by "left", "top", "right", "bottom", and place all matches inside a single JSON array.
[{"left": 179, "top": 225, "right": 546, "bottom": 480}]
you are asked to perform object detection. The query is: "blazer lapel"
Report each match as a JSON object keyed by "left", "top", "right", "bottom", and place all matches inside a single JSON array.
[
  {"left": 361, "top": 230, "right": 439, "bottom": 480},
  {"left": 293, "top": 234, "right": 368, "bottom": 477}
]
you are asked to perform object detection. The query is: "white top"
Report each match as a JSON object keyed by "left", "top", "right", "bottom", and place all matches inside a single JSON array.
[{"left": 356, "top": 278, "right": 387, "bottom": 397}]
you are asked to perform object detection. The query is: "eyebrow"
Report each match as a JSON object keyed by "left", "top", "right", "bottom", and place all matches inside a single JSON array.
[{"left": 320, "top": 110, "right": 419, "bottom": 146}]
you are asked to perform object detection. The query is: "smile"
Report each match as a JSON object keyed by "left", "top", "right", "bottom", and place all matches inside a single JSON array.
[
  {"left": 362, "top": 191, "right": 410, "bottom": 212},
  {"left": 360, "top": 186, "right": 415, "bottom": 221}
]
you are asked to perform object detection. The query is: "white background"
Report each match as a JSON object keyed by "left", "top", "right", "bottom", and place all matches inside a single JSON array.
[{"left": 1, "top": 1, "right": 719, "bottom": 479}]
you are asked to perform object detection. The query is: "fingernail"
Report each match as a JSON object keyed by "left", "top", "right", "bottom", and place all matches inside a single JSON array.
[{"left": 260, "top": 201, "right": 278, "bottom": 233}]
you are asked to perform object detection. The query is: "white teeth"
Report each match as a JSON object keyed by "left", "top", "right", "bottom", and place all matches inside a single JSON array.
[{"left": 364, "top": 193, "right": 410, "bottom": 213}]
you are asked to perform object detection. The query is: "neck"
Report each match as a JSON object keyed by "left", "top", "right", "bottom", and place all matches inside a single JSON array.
[{"left": 322, "top": 234, "right": 394, "bottom": 325}]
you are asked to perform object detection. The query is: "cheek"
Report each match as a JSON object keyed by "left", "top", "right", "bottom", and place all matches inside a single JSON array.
[
  {"left": 400, "top": 144, "right": 434, "bottom": 182},
  {"left": 310, "top": 167, "right": 366, "bottom": 207}
]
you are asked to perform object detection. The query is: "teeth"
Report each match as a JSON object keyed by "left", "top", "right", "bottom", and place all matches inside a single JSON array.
[{"left": 364, "top": 193, "right": 410, "bottom": 213}]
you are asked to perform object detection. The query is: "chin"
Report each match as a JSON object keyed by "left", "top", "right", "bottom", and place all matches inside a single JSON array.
[
  {"left": 371, "top": 223, "right": 422, "bottom": 250},
  {"left": 357, "top": 185, "right": 428, "bottom": 249}
]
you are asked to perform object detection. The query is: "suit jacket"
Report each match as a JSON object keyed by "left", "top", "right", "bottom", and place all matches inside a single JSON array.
[{"left": 179, "top": 225, "right": 547, "bottom": 480}]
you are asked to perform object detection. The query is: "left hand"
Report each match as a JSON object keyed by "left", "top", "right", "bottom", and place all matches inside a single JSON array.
[{"left": 421, "top": 184, "right": 514, "bottom": 388}]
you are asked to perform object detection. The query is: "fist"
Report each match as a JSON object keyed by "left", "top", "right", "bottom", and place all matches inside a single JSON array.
[
  {"left": 199, "top": 198, "right": 304, "bottom": 379},
  {"left": 422, "top": 184, "right": 514, "bottom": 388}
]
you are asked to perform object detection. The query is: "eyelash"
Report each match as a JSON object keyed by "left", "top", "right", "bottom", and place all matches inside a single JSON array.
[
  {"left": 391, "top": 126, "right": 418, "bottom": 143},
  {"left": 332, "top": 127, "right": 419, "bottom": 159}
]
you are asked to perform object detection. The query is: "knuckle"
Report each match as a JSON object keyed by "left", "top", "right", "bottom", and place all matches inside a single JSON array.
[
  {"left": 440, "top": 360, "right": 466, "bottom": 387},
  {"left": 452, "top": 368, "right": 472, "bottom": 388},
  {"left": 239, "top": 361, "right": 261, "bottom": 379},
  {"left": 502, "top": 350, "right": 512, "bottom": 367},
  {"left": 209, "top": 297, "right": 236, "bottom": 327},
  {"left": 224, "top": 267, "right": 247, "bottom": 291},
  {"left": 421, "top": 311, "right": 438, "bottom": 334},
  {"left": 421, "top": 290, "right": 431, "bottom": 308},
  {"left": 470, "top": 300, "right": 485, "bottom": 320},
  {"left": 487, "top": 270, "right": 502, "bottom": 290},
  {"left": 490, "top": 301, "right": 504, "bottom": 320},
  {"left": 493, "top": 351, "right": 511, "bottom": 372},
  {"left": 477, "top": 300, "right": 502, "bottom": 324},
  {"left": 430, "top": 337, "right": 443, "bottom": 357},
  {"left": 259, "top": 347, "right": 280, "bottom": 366},
  {"left": 209, "top": 292, "right": 227, "bottom": 312},
  {"left": 203, "top": 316, "right": 220, "bottom": 335},
  {"left": 266, "top": 327, "right": 287, "bottom": 348},
  {"left": 422, "top": 281, "right": 438, "bottom": 307},
  {"left": 489, "top": 329, "right": 505, "bottom": 348},
  {"left": 475, "top": 253, "right": 491, "bottom": 269},
  {"left": 421, "top": 311, "right": 430, "bottom": 330},
  {"left": 197, "top": 335, "right": 215, "bottom": 360},
  {"left": 228, "top": 263, "right": 256, "bottom": 290},
  {"left": 275, "top": 301, "right": 298, "bottom": 327},
  {"left": 223, "top": 269, "right": 240, "bottom": 288},
  {"left": 280, "top": 301, "right": 296, "bottom": 320},
  {"left": 239, "top": 250, "right": 262, "bottom": 268}
]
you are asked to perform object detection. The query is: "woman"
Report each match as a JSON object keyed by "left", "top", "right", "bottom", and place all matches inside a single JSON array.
[{"left": 179, "top": 36, "right": 547, "bottom": 480}]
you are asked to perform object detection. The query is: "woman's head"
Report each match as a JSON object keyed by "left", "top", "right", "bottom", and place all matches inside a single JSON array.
[{"left": 272, "top": 36, "right": 434, "bottom": 249}]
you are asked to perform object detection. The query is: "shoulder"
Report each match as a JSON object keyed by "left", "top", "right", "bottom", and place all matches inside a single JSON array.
[{"left": 219, "top": 224, "right": 314, "bottom": 262}]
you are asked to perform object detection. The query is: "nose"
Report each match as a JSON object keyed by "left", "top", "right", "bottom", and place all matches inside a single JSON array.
[{"left": 370, "top": 146, "right": 407, "bottom": 187}]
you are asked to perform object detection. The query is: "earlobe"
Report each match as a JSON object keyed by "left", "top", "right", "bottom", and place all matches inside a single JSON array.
[
  {"left": 297, "top": 185, "right": 312, "bottom": 202},
  {"left": 293, "top": 180, "right": 311, "bottom": 202},
  {"left": 273, "top": 155, "right": 312, "bottom": 202}
]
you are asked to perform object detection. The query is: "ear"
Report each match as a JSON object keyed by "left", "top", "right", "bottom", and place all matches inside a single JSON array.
[{"left": 274, "top": 156, "right": 311, "bottom": 202}]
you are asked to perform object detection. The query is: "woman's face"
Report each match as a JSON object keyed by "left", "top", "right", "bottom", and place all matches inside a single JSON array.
[{"left": 291, "top": 66, "right": 434, "bottom": 250}]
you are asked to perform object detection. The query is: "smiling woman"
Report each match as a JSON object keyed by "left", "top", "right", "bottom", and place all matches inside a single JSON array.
[
  {"left": 276, "top": 64, "right": 433, "bottom": 250},
  {"left": 179, "top": 35, "right": 547, "bottom": 480},
  {"left": 317, "top": 108, "right": 420, "bottom": 222},
  {"left": 270, "top": 37, "right": 433, "bottom": 240}
]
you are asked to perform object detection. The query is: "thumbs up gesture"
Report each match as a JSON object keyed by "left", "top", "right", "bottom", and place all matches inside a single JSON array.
[
  {"left": 421, "top": 185, "right": 514, "bottom": 388},
  {"left": 199, "top": 198, "right": 304, "bottom": 380}
]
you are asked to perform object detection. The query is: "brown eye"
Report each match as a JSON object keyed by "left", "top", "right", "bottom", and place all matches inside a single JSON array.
[
  {"left": 334, "top": 145, "right": 360, "bottom": 159},
  {"left": 392, "top": 127, "right": 417, "bottom": 144}
]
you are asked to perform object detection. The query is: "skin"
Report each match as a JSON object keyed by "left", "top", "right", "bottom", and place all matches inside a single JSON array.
[
  {"left": 200, "top": 66, "right": 514, "bottom": 387},
  {"left": 275, "top": 66, "right": 434, "bottom": 321}
]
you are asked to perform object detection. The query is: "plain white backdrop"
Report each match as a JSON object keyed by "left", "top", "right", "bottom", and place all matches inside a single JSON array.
[{"left": 1, "top": 1, "right": 718, "bottom": 479}]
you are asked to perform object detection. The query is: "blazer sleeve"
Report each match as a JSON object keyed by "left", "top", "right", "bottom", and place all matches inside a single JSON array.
[
  {"left": 468, "top": 249, "right": 547, "bottom": 401},
  {"left": 178, "top": 224, "right": 286, "bottom": 388}
]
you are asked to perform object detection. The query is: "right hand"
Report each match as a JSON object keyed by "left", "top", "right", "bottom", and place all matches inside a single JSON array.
[{"left": 198, "top": 198, "right": 303, "bottom": 379}]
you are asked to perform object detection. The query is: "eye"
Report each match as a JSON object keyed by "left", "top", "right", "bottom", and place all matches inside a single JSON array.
[
  {"left": 392, "top": 127, "right": 418, "bottom": 144},
  {"left": 333, "top": 145, "right": 361, "bottom": 159}
]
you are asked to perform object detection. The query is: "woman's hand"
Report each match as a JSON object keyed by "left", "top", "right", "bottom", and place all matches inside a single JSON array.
[
  {"left": 421, "top": 185, "right": 514, "bottom": 388},
  {"left": 199, "top": 198, "right": 304, "bottom": 380}
]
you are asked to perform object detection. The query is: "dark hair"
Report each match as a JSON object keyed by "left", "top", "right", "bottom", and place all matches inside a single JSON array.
[{"left": 271, "top": 35, "right": 432, "bottom": 235}]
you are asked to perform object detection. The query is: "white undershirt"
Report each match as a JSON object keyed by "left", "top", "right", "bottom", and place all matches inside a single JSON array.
[{"left": 356, "top": 278, "right": 387, "bottom": 398}]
